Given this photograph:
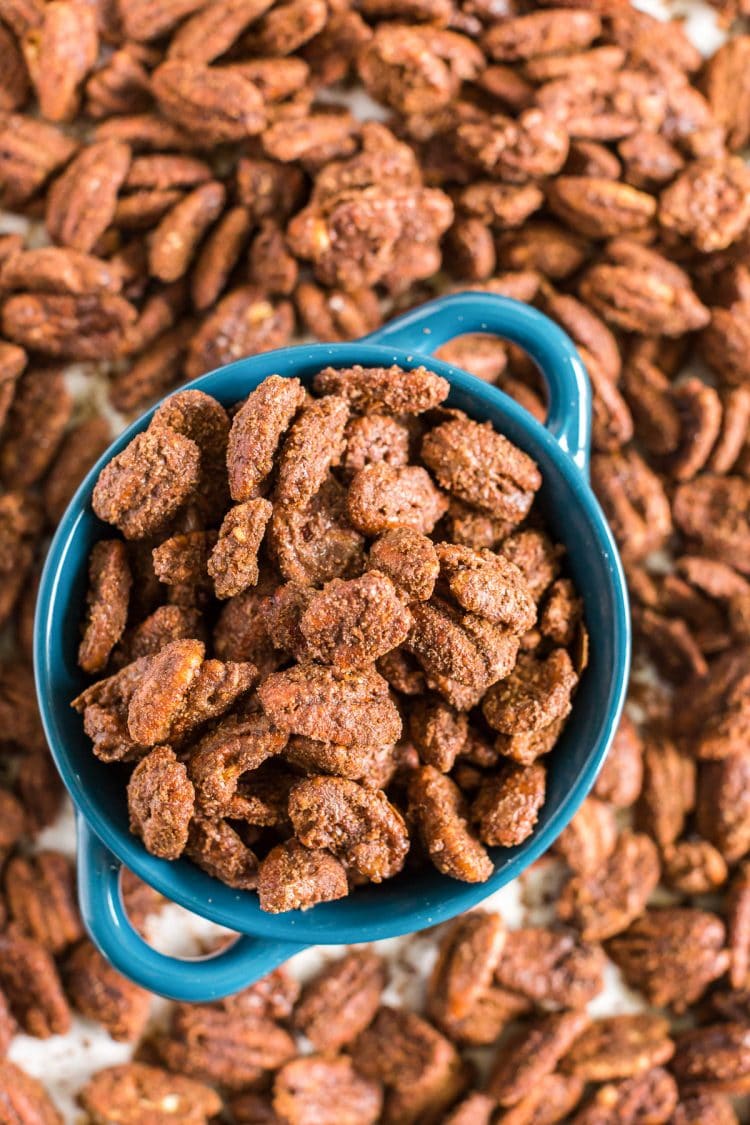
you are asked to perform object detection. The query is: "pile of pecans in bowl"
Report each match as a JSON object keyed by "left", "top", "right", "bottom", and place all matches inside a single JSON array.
[
  {"left": 3, "top": 0, "right": 750, "bottom": 1117},
  {"left": 72, "top": 368, "right": 585, "bottom": 911}
]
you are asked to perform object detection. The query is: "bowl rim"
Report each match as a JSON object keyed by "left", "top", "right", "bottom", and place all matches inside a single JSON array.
[{"left": 34, "top": 340, "right": 631, "bottom": 943}]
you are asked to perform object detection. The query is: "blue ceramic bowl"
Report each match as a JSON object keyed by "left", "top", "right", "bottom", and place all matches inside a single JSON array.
[{"left": 34, "top": 293, "right": 630, "bottom": 1002}]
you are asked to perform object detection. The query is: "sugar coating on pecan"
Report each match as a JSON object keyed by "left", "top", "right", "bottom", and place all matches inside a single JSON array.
[
  {"left": 127, "top": 745, "right": 194, "bottom": 860},
  {"left": 258, "top": 839, "right": 348, "bottom": 913},
  {"left": 347, "top": 463, "right": 449, "bottom": 536},
  {"left": 369, "top": 528, "right": 439, "bottom": 602},
  {"left": 314, "top": 364, "right": 449, "bottom": 415},
  {"left": 78, "top": 540, "right": 132, "bottom": 674},
  {"left": 408, "top": 766, "right": 493, "bottom": 883},
  {"left": 227, "top": 375, "right": 306, "bottom": 502},
  {"left": 299, "top": 571, "right": 412, "bottom": 668},
  {"left": 422, "top": 416, "right": 541, "bottom": 521},
  {"left": 92, "top": 428, "right": 200, "bottom": 540},
  {"left": 207, "top": 498, "right": 273, "bottom": 599},
  {"left": 289, "top": 775, "right": 409, "bottom": 881}
]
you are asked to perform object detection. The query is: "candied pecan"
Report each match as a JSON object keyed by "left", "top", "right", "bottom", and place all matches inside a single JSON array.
[
  {"left": 273, "top": 1055, "right": 382, "bottom": 1125},
  {"left": 270, "top": 476, "right": 365, "bottom": 586},
  {"left": 556, "top": 797, "right": 617, "bottom": 875},
  {"left": 358, "top": 24, "right": 482, "bottom": 115},
  {"left": 436, "top": 543, "right": 536, "bottom": 633},
  {"left": 368, "top": 529, "right": 438, "bottom": 603},
  {"left": 660, "top": 157, "right": 750, "bottom": 254},
  {"left": 407, "top": 598, "right": 519, "bottom": 694},
  {"left": 662, "top": 838, "right": 728, "bottom": 895},
  {"left": 167, "top": 0, "right": 275, "bottom": 63},
  {"left": 16, "top": 748, "right": 64, "bottom": 833},
  {"left": 0, "top": 23, "right": 28, "bottom": 112},
  {"left": 547, "top": 177, "right": 656, "bottom": 240},
  {"left": 702, "top": 300, "right": 750, "bottom": 388},
  {"left": 207, "top": 499, "right": 272, "bottom": 600},
  {"left": 248, "top": 219, "right": 298, "bottom": 296},
  {"left": 275, "top": 395, "right": 349, "bottom": 509},
  {"left": 21, "top": 0, "right": 98, "bottom": 122},
  {"left": 185, "top": 287, "right": 294, "bottom": 381},
  {"left": 0, "top": 112, "right": 78, "bottom": 206},
  {"left": 152, "top": 529, "right": 216, "bottom": 589},
  {"left": 701, "top": 36, "right": 750, "bottom": 153},
  {"left": 46, "top": 139, "right": 130, "bottom": 252},
  {"left": 257, "top": 839, "right": 348, "bottom": 913},
  {"left": 562, "top": 1014, "right": 674, "bottom": 1082},
  {"left": 83, "top": 46, "right": 152, "bottom": 119},
  {"left": 0, "top": 246, "right": 122, "bottom": 295},
  {"left": 500, "top": 1073, "right": 585, "bottom": 1125},
  {"left": 1, "top": 290, "right": 137, "bottom": 359},
  {"left": 293, "top": 950, "right": 385, "bottom": 1052},
  {"left": 300, "top": 572, "right": 411, "bottom": 669},
  {"left": 0, "top": 368, "right": 72, "bottom": 488},
  {"left": 579, "top": 260, "right": 709, "bottom": 338},
  {"left": 696, "top": 754, "right": 750, "bottom": 863},
  {"left": 674, "top": 646, "right": 750, "bottom": 758},
  {"left": 427, "top": 912, "right": 506, "bottom": 1027},
  {"left": 590, "top": 449, "right": 672, "bottom": 563},
  {"left": 227, "top": 374, "right": 305, "bottom": 502},
  {"left": 496, "top": 927, "right": 604, "bottom": 1010},
  {"left": 483, "top": 649, "right": 577, "bottom": 734},
  {"left": 352, "top": 1006, "right": 469, "bottom": 1125},
  {"left": 536, "top": 68, "right": 667, "bottom": 141},
  {"left": 484, "top": 9, "right": 601, "bottom": 60},
  {"left": 471, "top": 762, "right": 546, "bottom": 848},
  {"left": 4, "top": 850, "right": 82, "bottom": 955},
  {"left": 443, "top": 217, "right": 496, "bottom": 281},
  {"left": 149, "top": 180, "right": 226, "bottom": 283},
  {"left": 185, "top": 814, "right": 259, "bottom": 889},
  {"left": 0, "top": 339, "right": 25, "bottom": 427},
  {"left": 92, "top": 428, "right": 200, "bottom": 540},
  {"left": 488, "top": 1009, "right": 590, "bottom": 1106},
  {"left": 314, "top": 363, "right": 449, "bottom": 416},
  {"left": 155, "top": 1000, "right": 296, "bottom": 1090},
  {"left": 408, "top": 696, "right": 467, "bottom": 772},
  {"left": 188, "top": 709, "right": 286, "bottom": 816},
  {"left": 78, "top": 540, "right": 131, "bottom": 674},
  {"left": 127, "top": 745, "right": 195, "bottom": 860},
  {"left": 496, "top": 222, "right": 588, "bottom": 280},
  {"left": 671, "top": 1024, "right": 750, "bottom": 1094},
  {"left": 570, "top": 1068, "right": 678, "bottom": 1125},
  {"left": 347, "top": 463, "right": 448, "bottom": 537},
  {"left": 457, "top": 109, "right": 569, "bottom": 183},
  {"left": 259, "top": 663, "right": 401, "bottom": 749},
  {"left": 408, "top": 766, "right": 492, "bottom": 883},
  {"left": 557, "top": 830, "right": 661, "bottom": 941},
  {"left": 619, "top": 130, "right": 685, "bottom": 190},
  {"left": 78, "top": 1063, "right": 221, "bottom": 1125},
  {"left": 0, "top": 925, "right": 70, "bottom": 1037},
  {"left": 151, "top": 59, "right": 265, "bottom": 144},
  {"left": 43, "top": 414, "right": 111, "bottom": 525},
  {"left": 296, "top": 282, "right": 381, "bottom": 343},
  {"left": 0, "top": 1060, "right": 62, "bottom": 1125},
  {"left": 608, "top": 907, "right": 729, "bottom": 1012},
  {"left": 190, "top": 205, "right": 253, "bottom": 312},
  {"left": 422, "top": 416, "right": 541, "bottom": 522},
  {"left": 126, "top": 639, "right": 203, "bottom": 744},
  {"left": 636, "top": 737, "right": 695, "bottom": 847},
  {"left": 289, "top": 776, "right": 409, "bottom": 882},
  {"left": 64, "top": 939, "right": 150, "bottom": 1042}
]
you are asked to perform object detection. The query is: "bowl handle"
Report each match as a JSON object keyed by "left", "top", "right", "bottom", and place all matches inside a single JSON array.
[
  {"left": 76, "top": 816, "right": 308, "bottom": 1002},
  {"left": 363, "top": 292, "right": 592, "bottom": 474}
]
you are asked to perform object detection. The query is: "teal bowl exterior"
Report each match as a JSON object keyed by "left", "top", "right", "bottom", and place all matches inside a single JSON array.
[{"left": 34, "top": 293, "right": 630, "bottom": 1001}]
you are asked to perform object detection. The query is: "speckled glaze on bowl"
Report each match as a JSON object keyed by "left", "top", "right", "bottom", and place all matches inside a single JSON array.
[{"left": 34, "top": 292, "right": 630, "bottom": 1001}]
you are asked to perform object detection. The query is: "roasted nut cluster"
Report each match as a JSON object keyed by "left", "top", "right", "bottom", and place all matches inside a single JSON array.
[
  {"left": 3, "top": 0, "right": 750, "bottom": 1115},
  {"left": 72, "top": 370, "right": 584, "bottom": 908}
]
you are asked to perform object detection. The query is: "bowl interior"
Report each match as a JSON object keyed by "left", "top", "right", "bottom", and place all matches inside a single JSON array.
[{"left": 35, "top": 342, "right": 629, "bottom": 944}]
